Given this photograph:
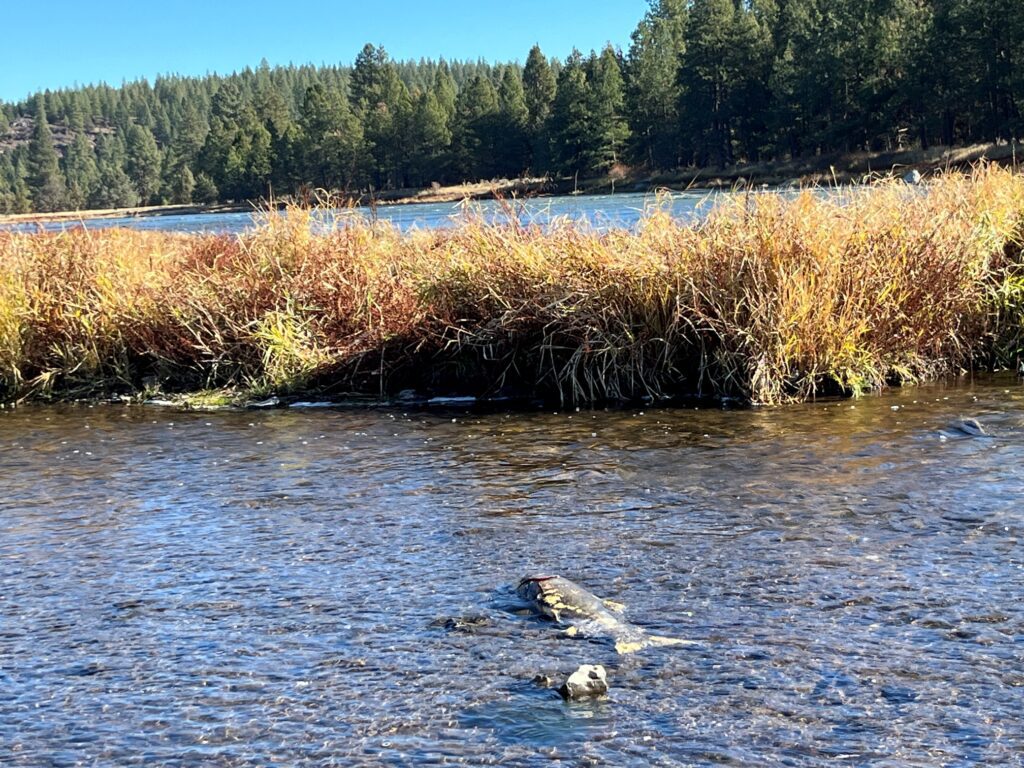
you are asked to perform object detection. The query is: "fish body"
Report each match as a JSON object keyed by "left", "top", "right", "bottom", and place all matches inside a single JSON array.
[
  {"left": 951, "top": 418, "right": 986, "bottom": 436},
  {"left": 516, "top": 575, "right": 693, "bottom": 654},
  {"left": 943, "top": 418, "right": 991, "bottom": 438}
]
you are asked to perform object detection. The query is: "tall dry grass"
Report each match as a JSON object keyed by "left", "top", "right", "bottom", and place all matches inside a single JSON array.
[{"left": 1, "top": 165, "right": 1022, "bottom": 405}]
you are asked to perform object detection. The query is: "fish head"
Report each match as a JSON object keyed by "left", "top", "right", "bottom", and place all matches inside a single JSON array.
[
  {"left": 517, "top": 576, "right": 572, "bottom": 622},
  {"left": 516, "top": 575, "right": 557, "bottom": 601}
]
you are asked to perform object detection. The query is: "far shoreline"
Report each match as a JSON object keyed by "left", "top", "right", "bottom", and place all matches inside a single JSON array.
[{"left": 1, "top": 140, "right": 1018, "bottom": 227}]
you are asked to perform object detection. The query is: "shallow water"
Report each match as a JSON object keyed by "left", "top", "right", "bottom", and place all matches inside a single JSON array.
[{"left": 2, "top": 376, "right": 1023, "bottom": 766}]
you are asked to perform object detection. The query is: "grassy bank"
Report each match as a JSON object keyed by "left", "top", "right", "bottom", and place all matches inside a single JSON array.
[
  {"left": 628, "top": 141, "right": 1023, "bottom": 192},
  {"left": 1, "top": 165, "right": 1022, "bottom": 406}
]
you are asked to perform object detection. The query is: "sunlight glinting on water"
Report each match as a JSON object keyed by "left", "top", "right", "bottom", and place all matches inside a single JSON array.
[{"left": 2, "top": 375, "right": 1023, "bottom": 765}]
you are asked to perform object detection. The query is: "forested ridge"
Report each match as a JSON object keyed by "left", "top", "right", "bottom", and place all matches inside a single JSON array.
[{"left": 1, "top": 0, "right": 1021, "bottom": 214}]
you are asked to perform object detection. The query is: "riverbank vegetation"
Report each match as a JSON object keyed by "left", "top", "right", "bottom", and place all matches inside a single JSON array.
[
  {"left": 0, "top": 166, "right": 1022, "bottom": 405},
  {"left": 2, "top": 0, "right": 1022, "bottom": 215}
]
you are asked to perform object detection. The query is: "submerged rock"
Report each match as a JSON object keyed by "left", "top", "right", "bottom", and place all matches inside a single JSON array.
[
  {"left": 533, "top": 674, "right": 556, "bottom": 688},
  {"left": 431, "top": 614, "right": 491, "bottom": 634},
  {"left": 559, "top": 664, "right": 608, "bottom": 700},
  {"left": 443, "top": 615, "right": 490, "bottom": 633}
]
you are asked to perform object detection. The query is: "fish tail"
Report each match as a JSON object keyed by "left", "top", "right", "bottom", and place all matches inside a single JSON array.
[
  {"left": 614, "top": 639, "right": 645, "bottom": 654},
  {"left": 646, "top": 634, "right": 697, "bottom": 649},
  {"left": 614, "top": 634, "right": 696, "bottom": 654}
]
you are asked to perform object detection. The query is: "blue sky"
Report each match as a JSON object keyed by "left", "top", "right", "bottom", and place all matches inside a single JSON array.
[{"left": 0, "top": 1, "right": 649, "bottom": 102}]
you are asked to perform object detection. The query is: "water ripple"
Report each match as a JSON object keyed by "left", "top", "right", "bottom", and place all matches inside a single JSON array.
[{"left": 1, "top": 376, "right": 1023, "bottom": 765}]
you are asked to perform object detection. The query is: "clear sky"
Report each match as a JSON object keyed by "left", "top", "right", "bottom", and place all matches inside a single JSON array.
[{"left": 0, "top": 0, "right": 650, "bottom": 102}]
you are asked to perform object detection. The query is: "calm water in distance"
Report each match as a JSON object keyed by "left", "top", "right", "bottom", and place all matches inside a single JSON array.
[
  {"left": 3, "top": 190, "right": 779, "bottom": 235},
  {"left": 2, "top": 375, "right": 1023, "bottom": 765}
]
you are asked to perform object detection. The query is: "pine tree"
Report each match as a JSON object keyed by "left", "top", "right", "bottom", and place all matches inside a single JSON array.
[
  {"left": 271, "top": 122, "right": 305, "bottom": 193},
  {"left": 349, "top": 46, "right": 413, "bottom": 187},
  {"left": 65, "top": 94, "right": 88, "bottom": 135},
  {"left": 627, "top": 0, "right": 687, "bottom": 168},
  {"left": 153, "top": 106, "right": 173, "bottom": 146},
  {"left": 90, "top": 134, "right": 140, "bottom": 209},
  {"left": 254, "top": 64, "right": 292, "bottom": 137},
  {"left": 239, "top": 119, "right": 274, "bottom": 198},
  {"left": 161, "top": 100, "right": 207, "bottom": 201},
  {"left": 549, "top": 51, "right": 592, "bottom": 176},
  {"left": 1012, "top": 7, "right": 1024, "bottom": 138},
  {"left": 168, "top": 165, "right": 196, "bottom": 205},
  {"left": 26, "top": 95, "right": 67, "bottom": 212},
  {"left": 495, "top": 67, "right": 530, "bottom": 176},
  {"left": 63, "top": 131, "right": 99, "bottom": 209},
  {"left": 112, "top": 91, "right": 133, "bottom": 132},
  {"left": 126, "top": 124, "right": 162, "bottom": 204},
  {"left": 350, "top": 44, "right": 391, "bottom": 112},
  {"left": 134, "top": 97, "right": 154, "bottom": 129},
  {"left": 585, "top": 47, "right": 630, "bottom": 172},
  {"left": 0, "top": 154, "right": 15, "bottom": 213},
  {"left": 522, "top": 45, "right": 557, "bottom": 170},
  {"left": 678, "top": 0, "right": 740, "bottom": 167},
  {"left": 199, "top": 82, "right": 244, "bottom": 193},
  {"left": 954, "top": 0, "right": 1021, "bottom": 142},
  {"left": 450, "top": 74, "right": 500, "bottom": 179},
  {"left": 409, "top": 89, "right": 451, "bottom": 185},
  {"left": 729, "top": 1, "right": 774, "bottom": 161},
  {"left": 299, "top": 84, "right": 366, "bottom": 191},
  {"left": 194, "top": 172, "right": 219, "bottom": 204},
  {"left": 433, "top": 62, "right": 458, "bottom": 123},
  {"left": 175, "top": 98, "right": 209, "bottom": 161},
  {"left": 299, "top": 84, "right": 339, "bottom": 188},
  {"left": 523, "top": 45, "right": 557, "bottom": 132},
  {"left": 9, "top": 149, "right": 33, "bottom": 213}
]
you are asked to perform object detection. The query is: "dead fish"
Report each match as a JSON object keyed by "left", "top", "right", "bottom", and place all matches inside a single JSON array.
[
  {"left": 516, "top": 575, "right": 694, "bottom": 654},
  {"left": 945, "top": 418, "right": 989, "bottom": 437}
]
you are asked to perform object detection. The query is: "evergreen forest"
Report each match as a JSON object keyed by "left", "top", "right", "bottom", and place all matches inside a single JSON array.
[{"left": 0, "top": 0, "right": 1021, "bottom": 214}]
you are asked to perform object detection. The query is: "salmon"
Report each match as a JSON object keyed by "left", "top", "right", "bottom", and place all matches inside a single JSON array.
[{"left": 516, "top": 575, "right": 694, "bottom": 654}]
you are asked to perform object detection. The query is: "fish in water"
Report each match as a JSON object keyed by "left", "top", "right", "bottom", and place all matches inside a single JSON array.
[
  {"left": 945, "top": 418, "right": 989, "bottom": 437},
  {"left": 516, "top": 575, "right": 694, "bottom": 654}
]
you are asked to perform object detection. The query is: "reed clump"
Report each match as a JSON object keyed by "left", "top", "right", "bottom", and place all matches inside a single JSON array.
[{"left": 1, "top": 165, "right": 1022, "bottom": 405}]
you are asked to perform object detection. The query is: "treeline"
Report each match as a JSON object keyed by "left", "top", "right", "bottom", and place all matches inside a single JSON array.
[{"left": 1, "top": 0, "right": 1022, "bottom": 214}]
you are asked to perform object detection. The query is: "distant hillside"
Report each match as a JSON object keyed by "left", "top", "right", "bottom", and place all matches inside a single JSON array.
[{"left": 0, "top": 116, "right": 114, "bottom": 156}]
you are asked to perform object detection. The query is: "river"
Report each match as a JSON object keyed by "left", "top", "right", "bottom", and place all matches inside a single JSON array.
[
  {"left": 1, "top": 375, "right": 1022, "bottom": 765},
  {"left": 2, "top": 190, "right": 766, "bottom": 235}
]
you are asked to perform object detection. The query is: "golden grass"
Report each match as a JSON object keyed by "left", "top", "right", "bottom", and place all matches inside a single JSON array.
[{"left": 1, "top": 165, "right": 1022, "bottom": 405}]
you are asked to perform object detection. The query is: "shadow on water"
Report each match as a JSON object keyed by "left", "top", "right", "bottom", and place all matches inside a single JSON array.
[{"left": 0, "top": 373, "right": 1022, "bottom": 765}]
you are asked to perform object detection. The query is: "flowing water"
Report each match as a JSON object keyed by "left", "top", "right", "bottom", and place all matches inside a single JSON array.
[{"left": 2, "top": 376, "right": 1023, "bottom": 766}]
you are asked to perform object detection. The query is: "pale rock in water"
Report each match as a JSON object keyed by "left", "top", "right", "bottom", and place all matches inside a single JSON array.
[
  {"left": 559, "top": 665, "right": 608, "bottom": 700},
  {"left": 903, "top": 169, "right": 923, "bottom": 185}
]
